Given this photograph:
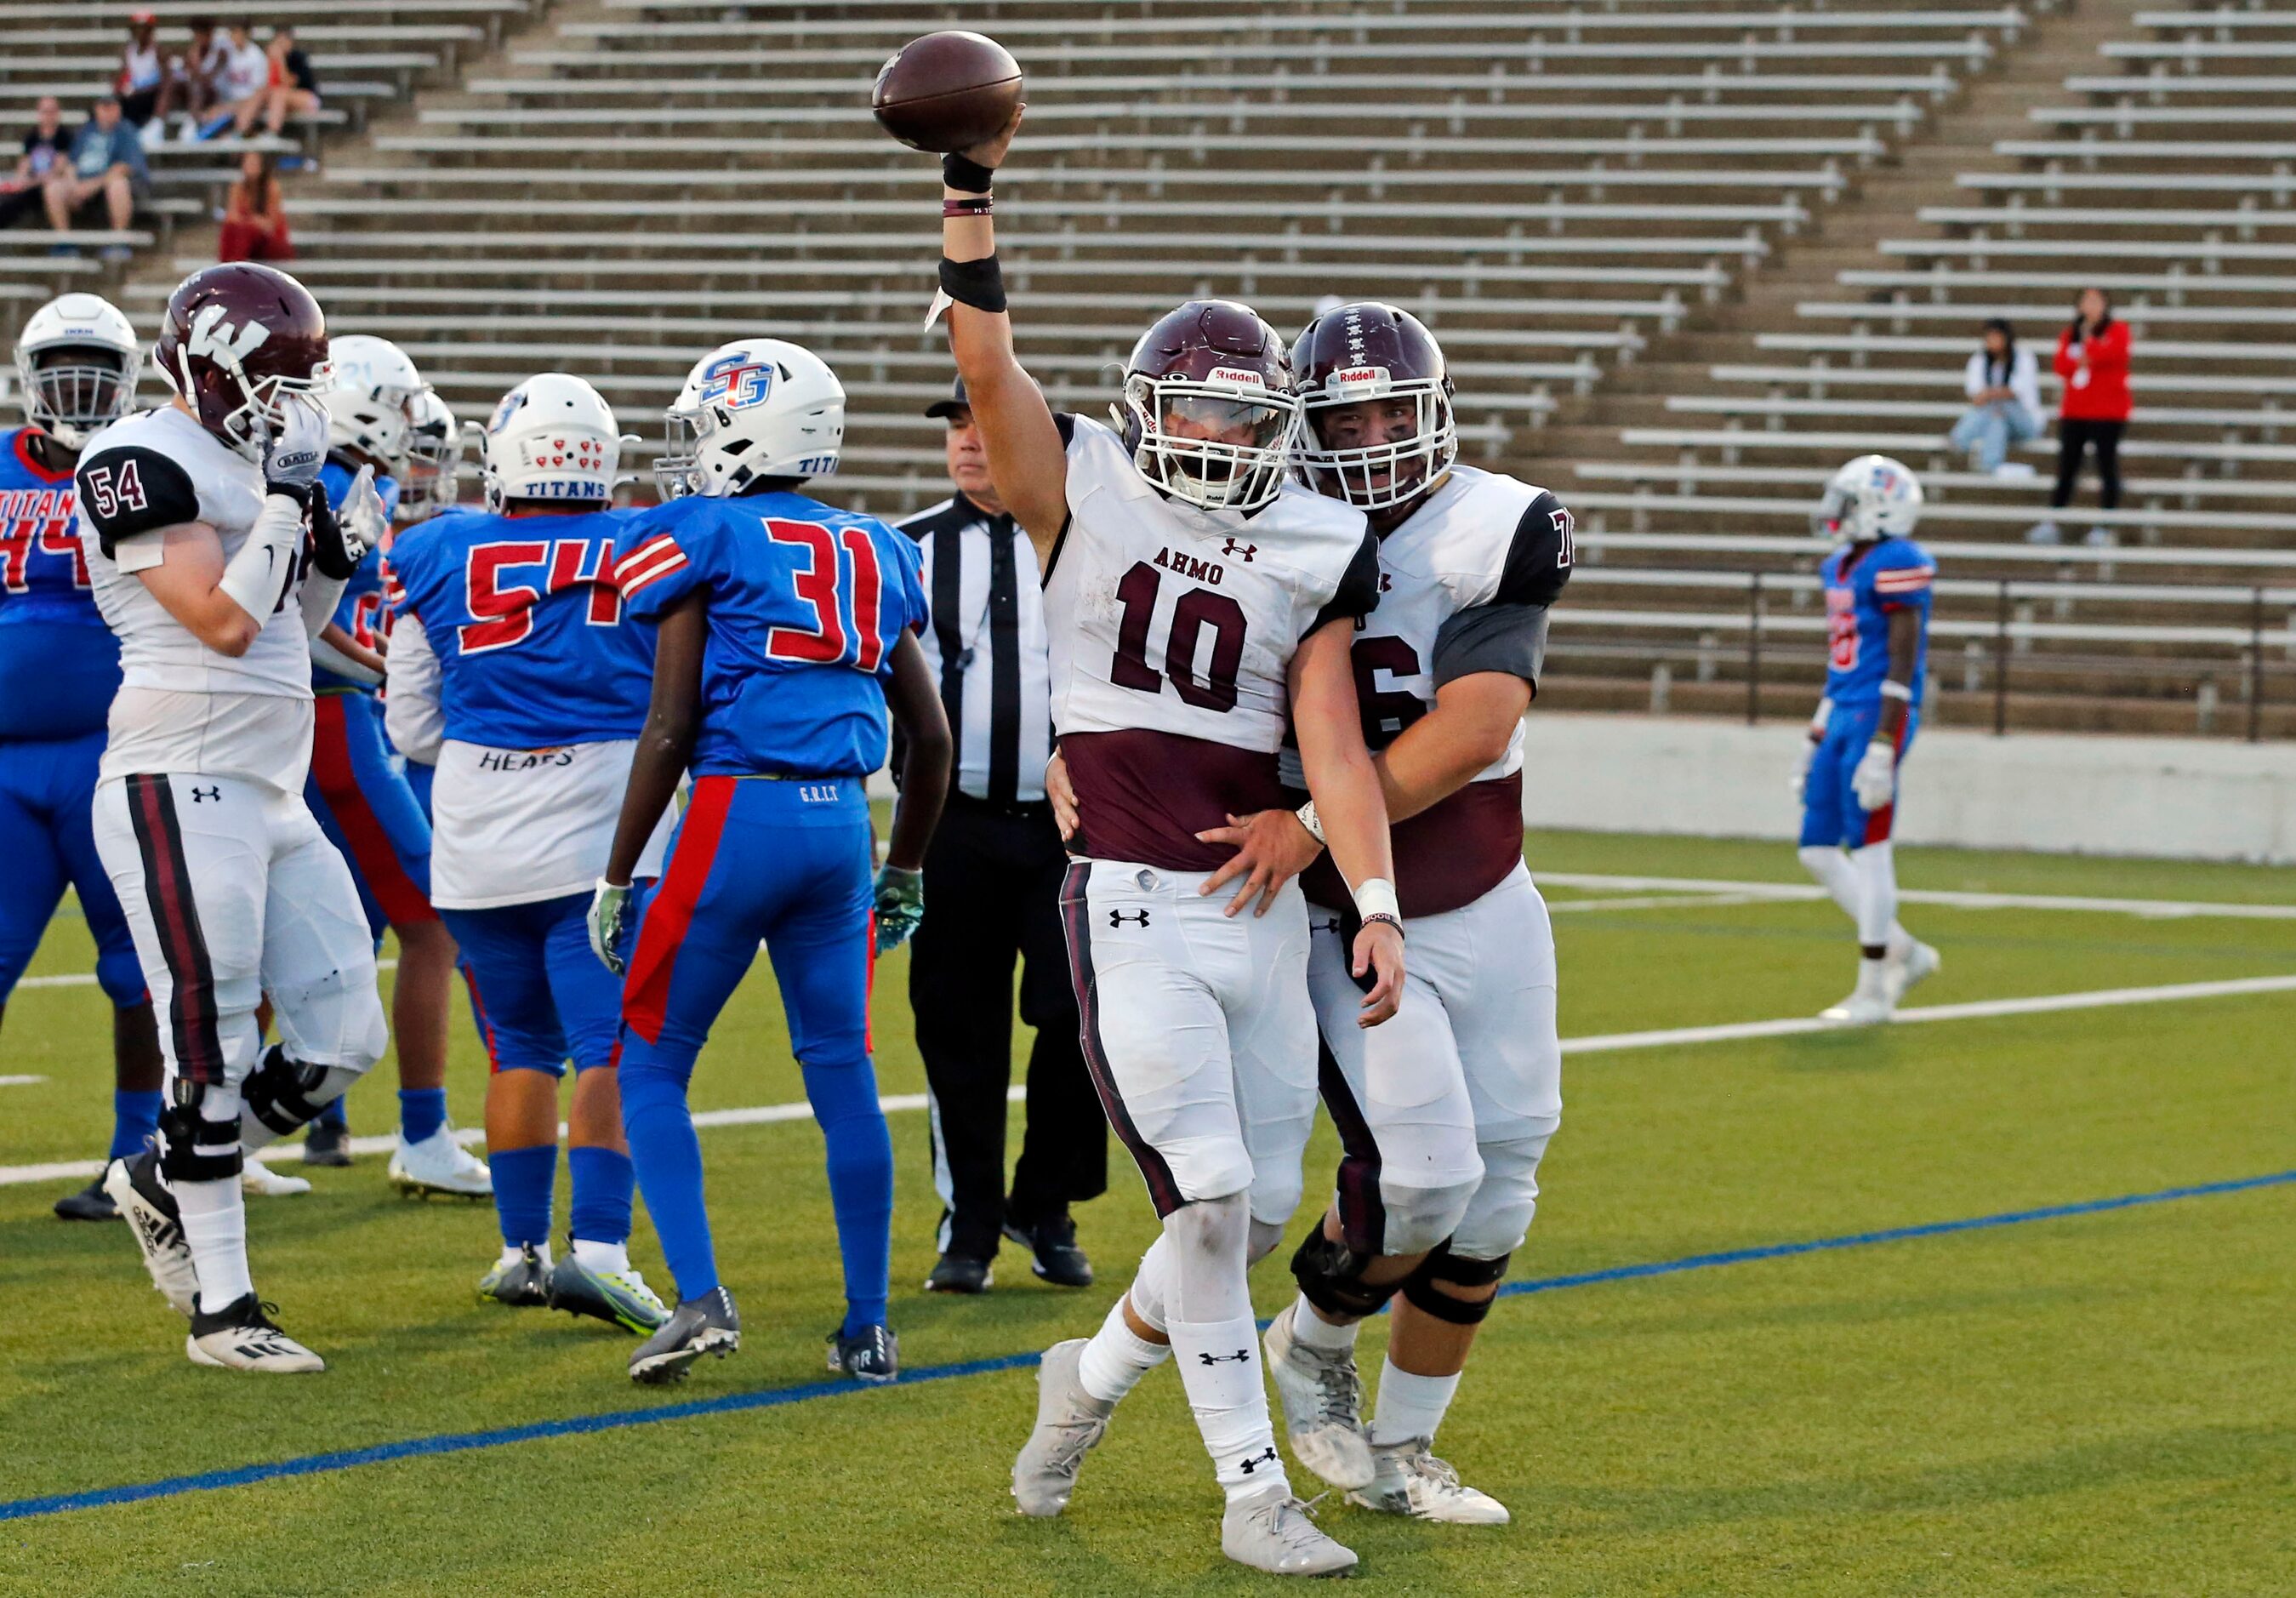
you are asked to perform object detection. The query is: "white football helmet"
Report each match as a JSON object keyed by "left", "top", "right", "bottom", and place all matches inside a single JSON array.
[
  {"left": 656, "top": 338, "right": 845, "bottom": 500},
  {"left": 14, "top": 293, "right": 140, "bottom": 450},
  {"left": 396, "top": 388, "right": 460, "bottom": 522},
  {"left": 1813, "top": 454, "right": 1923, "bottom": 544},
  {"left": 323, "top": 334, "right": 424, "bottom": 471},
  {"left": 481, "top": 373, "right": 620, "bottom": 512}
]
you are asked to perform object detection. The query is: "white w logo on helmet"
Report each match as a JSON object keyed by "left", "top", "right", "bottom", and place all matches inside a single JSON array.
[{"left": 186, "top": 303, "right": 269, "bottom": 369}]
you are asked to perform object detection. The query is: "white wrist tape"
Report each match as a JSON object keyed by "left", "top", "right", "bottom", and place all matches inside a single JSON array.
[
  {"left": 218, "top": 492, "right": 305, "bottom": 625},
  {"left": 299, "top": 569, "right": 347, "bottom": 640},
  {"left": 1810, "top": 696, "right": 1834, "bottom": 733},
  {"left": 1879, "top": 681, "right": 1913, "bottom": 701},
  {"left": 1353, "top": 876, "right": 1401, "bottom": 924},
  {"left": 1294, "top": 799, "right": 1326, "bottom": 845}
]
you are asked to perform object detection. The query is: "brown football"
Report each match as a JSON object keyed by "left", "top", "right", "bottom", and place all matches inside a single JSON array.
[{"left": 871, "top": 31, "right": 1023, "bottom": 154}]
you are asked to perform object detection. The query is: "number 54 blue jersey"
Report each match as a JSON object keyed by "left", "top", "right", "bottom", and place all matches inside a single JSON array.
[{"left": 615, "top": 492, "right": 928, "bottom": 778}]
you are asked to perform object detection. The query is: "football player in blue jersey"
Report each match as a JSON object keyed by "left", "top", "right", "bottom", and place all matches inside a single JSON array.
[
  {"left": 1795, "top": 454, "right": 1941, "bottom": 1024},
  {"left": 387, "top": 373, "right": 672, "bottom": 1329},
  {"left": 0, "top": 294, "right": 162, "bottom": 1221},
  {"left": 590, "top": 338, "right": 952, "bottom": 1384},
  {"left": 295, "top": 336, "right": 489, "bottom": 1196}
]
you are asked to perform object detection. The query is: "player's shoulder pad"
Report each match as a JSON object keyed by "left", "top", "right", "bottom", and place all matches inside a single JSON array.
[
  {"left": 1496, "top": 488, "right": 1575, "bottom": 608},
  {"left": 1307, "top": 526, "right": 1382, "bottom": 637},
  {"left": 1874, "top": 534, "right": 1936, "bottom": 571},
  {"left": 1052, "top": 411, "right": 1080, "bottom": 448},
  {"left": 76, "top": 443, "right": 202, "bottom": 557}
]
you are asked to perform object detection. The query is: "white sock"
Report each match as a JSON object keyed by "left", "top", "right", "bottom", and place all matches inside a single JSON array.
[
  {"left": 1288, "top": 1292, "right": 1359, "bottom": 1352},
  {"left": 571, "top": 1238, "right": 630, "bottom": 1276},
  {"left": 1076, "top": 1293, "right": 1171, "bottom": 1404},
  {"left": 1849, "top": 842, "right": 1900, "bottom": 949},
  {"left": 1125, "top": 1236, "right": 1171, "bottom": 1334},
  {"left": 499, "top": 1241, "right": 553, "bottom": 1270},
  {"left": 1797, "top": 845, "right": 1862, "bottom": 922},
  {"left": 1370, "top": 1357, "right": 1461, "bottom": 1448},
  {"left": 175, "top": 1175, "right": 254, "bottom": 1314},
  {"left": 1168, "top": 1315, "right": 1289, "bottom": 1498}
]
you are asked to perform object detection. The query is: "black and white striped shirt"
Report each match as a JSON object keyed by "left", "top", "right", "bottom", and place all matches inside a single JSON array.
[{"left": 897, "top": 494, "right": 1053, "bottom": 805}]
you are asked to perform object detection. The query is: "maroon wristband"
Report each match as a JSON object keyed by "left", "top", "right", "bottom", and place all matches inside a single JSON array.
[{"left": 942, "top": 196, "right": 993, "bottom": 218}]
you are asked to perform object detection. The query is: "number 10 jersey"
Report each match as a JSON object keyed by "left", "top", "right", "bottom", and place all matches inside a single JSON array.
[{"left": 1045, "top": 414, "right": 1377, "bottom": 871}]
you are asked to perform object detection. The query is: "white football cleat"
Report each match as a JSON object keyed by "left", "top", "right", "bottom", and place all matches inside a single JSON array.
[
  {"left": 390, "top": 1127, "right": 493, "bottom": 1199},
  {"left": 1349, "top": 1440, "right": 1510, "bottom": 1525},
  {"left": 1011, "top": 1338, "right": 1113, "bottom": 1517},
  {"left": 1262, "top": 1301, "right": 1375, "bottom": 1491},
  {"left": 185, "top": 1293, "right": 325, "bottom": 1373},
  {"left": 1820, "top": 960, "right": 1894, "bottom": 1025},
  {"left": 104, "top": 1150, "right": 198, "bottom": 1317},
  {"left": 242, "top": 1154, "right": 311, "bottom": 1197},
  {"left": 1885, "top": 939, "right": 1941, "bottom": 1007},
  {"left": 1221, "top": 1482, "right": 1359, "bottom": 1577}
]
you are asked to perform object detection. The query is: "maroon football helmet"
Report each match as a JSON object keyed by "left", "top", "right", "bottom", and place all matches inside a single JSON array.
[
  {"left": 1114, "top": 299, "right": 1300, "bottom": 512},
  {"left": 153, "top": 262, "right": 331, "bottom": 461},
  {"left": 1292, "top": 302, "right": 1457, "bottom": 511}
]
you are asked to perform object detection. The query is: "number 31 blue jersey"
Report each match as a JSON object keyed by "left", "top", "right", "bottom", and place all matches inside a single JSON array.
[
  {"left": 616, "top": 491, "right": 928, "bottom": 779},
  {"left": 1821, "top": 534, "right": 1935, "bottom": 711}
]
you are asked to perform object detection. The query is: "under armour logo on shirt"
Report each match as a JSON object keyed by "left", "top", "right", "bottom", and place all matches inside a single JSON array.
[
  {"left": 1221, "top": 538, "right": 1256, "bottom": 562},
  {"left": 189, "top": 785, "right": 220, "bottom": 803},
  {"left": 1197, "top": 1349, "right": 1251, "bottom": 1366},
  {"left": 1108, "top": 909, "right": 1150, "bottom": 927}
]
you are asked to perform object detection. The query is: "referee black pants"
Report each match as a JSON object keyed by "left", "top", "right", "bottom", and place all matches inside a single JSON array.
[{"left": 909, "top": 795, "right": 1107, "bottom": 1261}]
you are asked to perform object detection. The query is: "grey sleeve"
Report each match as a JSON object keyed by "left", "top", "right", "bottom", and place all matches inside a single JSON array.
[{"left": 1431, "top": 602, "right": 1551, "bottom": 693}]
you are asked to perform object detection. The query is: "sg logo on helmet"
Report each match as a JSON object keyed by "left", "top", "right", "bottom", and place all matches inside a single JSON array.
[{"left": 699, "top": 357, "right": 772, "bottom": 411}]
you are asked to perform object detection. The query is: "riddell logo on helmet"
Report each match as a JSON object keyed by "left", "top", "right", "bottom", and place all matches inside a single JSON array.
[
  {"left": 1203, "top": 366, "right": 1266, "bottom": 388},
  {"left": 1325, "top": 365, "right": 1391, "bottom": 396}
]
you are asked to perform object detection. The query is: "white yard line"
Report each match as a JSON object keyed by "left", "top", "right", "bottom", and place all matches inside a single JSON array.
[
  {"left": 1548, "top": 892, "right": 1782, "bottom": 913},
  {"left": 1540, "top": 872, "right": 2296, "bottom": 921},
  {"left": 0, "top": 1076, "right": 46, "bottom": 1088},
  {"left": 9, "top": 974, "right": 2295, "bottom": 1190}
]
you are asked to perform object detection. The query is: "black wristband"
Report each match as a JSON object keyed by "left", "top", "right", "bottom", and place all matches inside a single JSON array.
[
  {"left": 264, "top": 479, "right": 317, "bottom": 511},
  {"left": 306, "top": 492, "right": 358, "bottom": 580},
  {"left": 938, "top": 254, "right": 1008, "bottom": 314},
  {"left": 941, "top": 151, "right": 994, "bottom": 194}
]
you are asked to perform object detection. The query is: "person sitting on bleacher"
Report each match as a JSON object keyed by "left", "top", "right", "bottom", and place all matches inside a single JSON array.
[
  {"left": 218, "top": 150, "right": 292, "bottom": 263},
  {"left": 1946, "top": 317, "right": 2041, "bottom": 477},
  {"left": 202, "top": 20, "right": 271, "bottom": 142},
  {"left": 116, "top": 11, "right": 169, "bottom": 151},
  {"left": 157, "top": 17, "right": 231, "bottom": 146},
  {"left": 40, "top": 96, "right": 145, "bottom": 261},
  {"left": 235, "top": 24, "right": 322, "bottom": 140},
  {"left": 0, "top": 98, "right": 70, "bottom": 231}
]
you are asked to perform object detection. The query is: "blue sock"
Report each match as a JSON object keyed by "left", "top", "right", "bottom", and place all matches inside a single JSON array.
[
  {"left": 567, "top": 1144, "right": 634, "bottom": 1247},
  {"left": 490, "top": 1144, "right": 557, "bottom": 1249},
  {"left": 315, "top": 1093, "right": 348, "bottom": 1133},
  {"left": 802, "top": 1056, "right": 893, "bottom": 1337},
  {"left": 619, "top": 1051, "right": 716, "bottom": 1299},
  {"left": 398, "top": 1087, "right": 447, "bottom": 1145},
  {"left": 110, "top": 1089, "right": 162, "bottom": 1161}
]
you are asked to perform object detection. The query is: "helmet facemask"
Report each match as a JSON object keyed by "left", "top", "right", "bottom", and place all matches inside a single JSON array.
[
  {"left": 1301, "top": 380, "right": 1457, "bottom": 511},
  {"left": 653, "top": 400, "right": 712, "bottom": 500},
  {"left": 1120, "top": 374, "right": 1298, "bottom": 513},
  {"left": 168, "top": 334, "right": 333, "bottom": 461},
  {"left": 20, "top": 342, "right": 137, "bottom": 452}
]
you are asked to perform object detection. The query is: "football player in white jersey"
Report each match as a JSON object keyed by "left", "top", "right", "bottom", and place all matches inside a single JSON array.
[
  {"left": 925, "top": 117, "right": 1402, "bottom": 1578},
  {"left": 79, "top": 263, "right": 389, "bottom": 1373}
]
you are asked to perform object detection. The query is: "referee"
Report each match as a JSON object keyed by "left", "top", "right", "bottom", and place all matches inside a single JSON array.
[{"left": 897, "top": 377, "right": 1104, "bottom": 1294}]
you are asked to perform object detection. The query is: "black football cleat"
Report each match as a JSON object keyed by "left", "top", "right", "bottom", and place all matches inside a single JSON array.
[
  {"left": 629, "top": 1287, "right": 741, "bottom": 1384},
  {"left": 827, "top": 1322, "right": 899, "bottom": 1384},
  {"left": 301, "top": 1116, "right": 353, "bottom": 1167},
  {"left": 54, "top": 1174, "right": 120, "bottom": 1221},
  {"left": 924, "top": 1253, "right": 992, "bottom": 1294},
  {"left": 1004, "top": 1212, "right": 1093, "bottom": 1288}
]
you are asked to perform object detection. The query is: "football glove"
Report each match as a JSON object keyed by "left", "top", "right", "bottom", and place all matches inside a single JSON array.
[
  {"left": 261, "top": 391, "right": 328, "bottom": 495},
  {"left": 872, "top": 865, "right": 925, "bottom": 954},
  {"left": 1851, "top": 739, "right": 1898, "bottom": 813},
  {"left": 1791, "top": 736, "right": 1816, "bottom": 799},
  {"left": 308, "top": 463, "right": 381, "bottom": 582},
  {"left": 588, "top": 878, "right": 635, "bottom": 975}
]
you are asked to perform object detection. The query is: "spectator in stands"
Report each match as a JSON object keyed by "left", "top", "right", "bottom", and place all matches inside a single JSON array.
[
  {"left": 217, "top": 149, "right": 291, "bottom": 262},
  {"left": 242, "top": 24, "right": 322, "bottom": 139},
  {"left": 117, "top": 12, "right": 168, "bottom": 148},
  {"left": 2033, "top": 288, "right": 2131, "bottom": 545},
  {"left": 157, "top": 17, "right": 229, "bottom": 144},
  {"left": 204, "top": 20, "right": 271, "bottom": 141},
  {"left": 41, "top": 97, "right": 146, "bottom": 260},
  {"left": 0, "top": 97, "right": 70, "bottom": 230},
  {"left": 1947, "top": 317, "right": 2042, "bottom": 476}
]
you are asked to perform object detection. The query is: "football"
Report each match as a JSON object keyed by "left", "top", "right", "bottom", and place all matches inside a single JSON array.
[{"left": 870, "top": 31, "right": 1023, "bottom": 154}]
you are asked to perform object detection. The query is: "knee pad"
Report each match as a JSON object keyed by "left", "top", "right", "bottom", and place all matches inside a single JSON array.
[
  {"left": 157, "top": 1082, "right": 243, "bottom": 1183},
  {"left": 1290, "top": 1226, "right": 1402, "bottom": 1321},
  {"left": 1450, "top": 1127, "right": 1554, "bottom": 1261},
  {"left": 241, "top": 1044, "right": 359, "bottom": 1138},
  {"left": 96, "top": 945, "right": 148, "bottom": 1009},
  {"left": 1376, "top": 1175, "right": 1481, "bottom": 1259},
  {"left": 1399, "top": 1241, "right": 1511, "bottom": 1327}
]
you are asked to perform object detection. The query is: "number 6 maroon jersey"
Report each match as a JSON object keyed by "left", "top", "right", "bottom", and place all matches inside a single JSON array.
[{"left": 1045, "top": 302, "right": 1379, "bottom": 873}]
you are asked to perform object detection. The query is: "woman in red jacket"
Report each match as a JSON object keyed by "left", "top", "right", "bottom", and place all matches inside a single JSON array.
[{"left": 2044, "top": 287, "right": 2130, "bottom": 537}]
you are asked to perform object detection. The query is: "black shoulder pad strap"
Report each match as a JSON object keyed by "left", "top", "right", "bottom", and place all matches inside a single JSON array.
[
  {"left": 1498, "top": 490, "right": 1576, "bottom": 608},
  {"left": 1053, "top": 410, "right": 1079, "bottom": 448},
  {"left": 77, "top": 445, "right": 202, "bottom": 558},
  {"left": 1305, "top": 526, "right": 1382, "bottom": 638}
]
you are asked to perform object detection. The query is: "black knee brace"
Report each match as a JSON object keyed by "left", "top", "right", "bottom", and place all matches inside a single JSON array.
[
  {"left": 1290, "top": 1227, "right": 1403, "bottom": 1321},
  {"left": 1398, "top": 1241, "right": 1511, "bottom": 1327},
  {"left": 242, "top": 1044, "right": 332, "bottom": 1138},
  {"left": 157, "top": 1082, "right": 243, "bottom": 1183}
]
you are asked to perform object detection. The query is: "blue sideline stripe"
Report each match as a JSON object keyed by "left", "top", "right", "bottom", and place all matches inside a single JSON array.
[{"left": 4, "top": 1168, "right": 2288, "bottom": 1526}]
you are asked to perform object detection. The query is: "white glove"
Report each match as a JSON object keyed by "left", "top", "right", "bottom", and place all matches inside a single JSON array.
[
  {"left": 262, "top": 391, "right": 328, "bottom": 494},
  {"left": 1852, "top": 739, "right": 1898, "bottom": 812},
  {"left": 1791, "top": 736, "right": 1817, "bottom": 799},
  {"left": 337, "top": 463, "right": 386, "bottom": 568},
  {"left": 588, "top": 878, "right": 634, "bottom": 975}
]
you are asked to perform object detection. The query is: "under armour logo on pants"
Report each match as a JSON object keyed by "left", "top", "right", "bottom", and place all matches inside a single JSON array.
[
  {"left": 189, "top": 786, "right": 220, "bottom": 803},
  {"left": 1108, "top": 909, "right": 1150, "bottom": 927}
]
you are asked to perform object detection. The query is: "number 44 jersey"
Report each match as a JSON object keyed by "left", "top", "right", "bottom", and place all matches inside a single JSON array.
[{"left": 1047, "top": 414, "right": 1379, "bottom": 872}]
